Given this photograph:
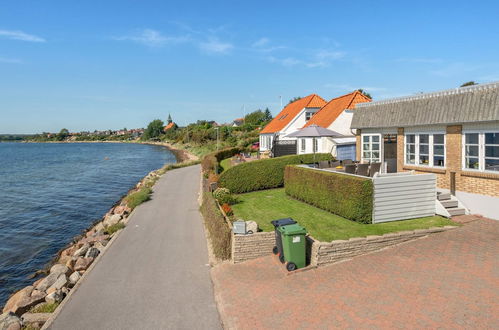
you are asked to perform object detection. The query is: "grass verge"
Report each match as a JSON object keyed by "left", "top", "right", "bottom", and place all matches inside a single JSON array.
[
  {"left": 126, "top": 187, "right": 152, "bottom": 209},
  {"left": 231, "top": 188, "right": 456, "bottom": 242},
  {"left": 105, "top": 222, "right": 125, "bottom": 235},
  {"left": 29, "top": 302, "right": 59, "bottom": 313}
]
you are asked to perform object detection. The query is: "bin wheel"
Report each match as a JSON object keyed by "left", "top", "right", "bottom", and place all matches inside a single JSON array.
[
  {"left": 247, "top": 230, "right": 253, "bottom": 234},
  {"left": 272, "top": 246, "right": 278, "bottom": 255},
  {"left": 279, "top": 254, "right": 285, "bottom": 264},
  {"left": 286, "top": 262, "right": 297, "bottom": 272}
]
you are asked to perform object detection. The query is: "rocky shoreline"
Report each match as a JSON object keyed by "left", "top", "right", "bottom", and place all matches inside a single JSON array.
[{"left": 0, "top": 146, "right": 197, "bottom": 329}]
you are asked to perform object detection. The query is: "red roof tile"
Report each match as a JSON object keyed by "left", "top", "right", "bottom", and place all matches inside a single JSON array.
[
  {"left": 260, "top": 94, "right": 326, "bottom": 134},
  {"left": 303, "top": 91, "right": 371, "bottom": 128}
]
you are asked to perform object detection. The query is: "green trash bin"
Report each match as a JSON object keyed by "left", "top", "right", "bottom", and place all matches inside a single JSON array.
[{"left": 277, "top": 223, "right": 307, "bottom": 271}]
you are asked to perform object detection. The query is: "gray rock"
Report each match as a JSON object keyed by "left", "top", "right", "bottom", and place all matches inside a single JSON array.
[
  {"left": 35, "top": 272, "right": 59, "bottom": 292},
  {"left": 246, "top": 221, "right": 259, "bottom": 234},
  {"left": 21, "top": 313, "right": 51, "bottom": 329},
  {"left": 0, "top": 312, "right": 21, "bottom": 330},
  {"left": 68, "top": 271, "right": 81, "bottom": 287},
  {"left": 73, "top": 244, "right": 89, "bottom": 258},
  {"left": 85, "top": 247, "right": 100, "bottom": 259},
  {"left": 2, "top": 286, "right": 45, "bottom": 316},
  {"left": 47, "top": 275, "right": 67, "bottom": 292},
  {"left": 49, "top": 264, "right": 70, "bottom": 277},
  {"left": 93, "top": 241, "right": 106, "bottom": 252},
  {"left": 74, "top": 257, "right": 94, "bottom": 271},
  {"left": 104, "top": 214, "right": 121, "bottom": 227},
  {"left": 45, "top": 290, "right": 64, "bottom": 304}
]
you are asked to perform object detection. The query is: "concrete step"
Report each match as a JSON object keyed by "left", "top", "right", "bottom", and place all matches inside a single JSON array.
[
  {"left": 447, "top": 207, "right": 466, "bottom": 216},
  {"left": 441, "top": 199, "right": 459, "bottom": 208},
  {"left": 437, "top": 192, "right": 451, "bottom": 201}
]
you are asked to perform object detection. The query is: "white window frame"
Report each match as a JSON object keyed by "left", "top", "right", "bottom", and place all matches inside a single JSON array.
[
  {"left": 404, "top": 132, "right": 446, "bottom": 168},
  {"left": 462, "top": 130, "right": 499, "bottom": 173},
  {"left": 312, "top": 138, "right": 318, "bottom": 153},
  {"left": 300, "top": 138, "right": 306, "bottom": 152},
  {"left": 361, "top": 134, "right": 381, "bottom": 163},
  {"left": 305, "top": 112, "right": 313, "bottom": 121}
]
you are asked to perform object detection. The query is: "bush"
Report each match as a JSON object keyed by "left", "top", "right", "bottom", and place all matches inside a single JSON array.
[
  {"left": 213, "top": 187, "right": 238, "bottom": 205},
  {"left": 219, "top": 153, "right": 333, "bottom": 193},
  {"left": 201, "top": 147, "right": 245, "bottom": 174},
  {"left": 284, "top": 165, "right": 373, "bottom": 223},
  {"left": 200, "top": 192, "right": 232, "bottom": 260},
  {"left": 221, "top": 203, "right": 233, "bottom": 216},
  {"left": 105, "top": 222, "right": 125, "bottom": 235},
  {"left": 126, "top": 187, "right": 152, "bottom": 209},
  {"left": 29, "top": 302, "right": 59, "bottom": 313}
]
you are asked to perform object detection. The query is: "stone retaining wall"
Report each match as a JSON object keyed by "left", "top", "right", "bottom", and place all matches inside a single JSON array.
[
  {"left": 232, "top": 232, "right": 275, "bottom": 264},
  {"left": 309, "top": 226, "right": 455, "bottom": 267}
]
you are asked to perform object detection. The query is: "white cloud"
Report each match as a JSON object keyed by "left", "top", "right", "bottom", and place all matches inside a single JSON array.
[
  {"left": 114, "top": 29, "right": 189, "bottom": 47},
  {"left": 199, "top": 38, "right": 233, "bottom": 54},
  {"left": 267, "top": 56, "right": 301, "bottom": 67},
  {"left": 252, "top": 37, "right": 269, "bottom": 48},
  {"left": 0, "top": 57, "right": 22, "bottom": 64},
  {"left": 0, "top": 29, "right": 45, "bottom": 42}
]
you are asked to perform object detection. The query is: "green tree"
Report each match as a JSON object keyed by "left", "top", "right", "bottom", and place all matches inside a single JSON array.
[
  {"left": 460, "top": 81, "right": 477, "bottom": 87},
  {"left": 143, "top": 119, "right": 165, "bottom": 140},
  {"left": 288, "top": 96, "right": 302, "bottom": 104},
  {"left": 264, "top": 108, "right": 272, "bottom": 121},
  {"left": 244, "top": 110, "right": 267, "bottom": 126},
  {"left": 357, "top": 89, "right": 372, "bottom": 99},
  {"left": 57, "top": 128, "right": 69, "bottom": 141}
]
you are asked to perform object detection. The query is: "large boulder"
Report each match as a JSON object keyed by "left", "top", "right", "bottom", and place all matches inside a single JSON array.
[
  {"left": 68, "top": 272, "right": 81, "bottom": 287},
  {"left": 47, "top": 275, "right": 67, "bottom": 294},
  {"left": 45, "top": 290, "right": 64, "bottom": 304},
  {"left": 20, "top": 313, "right": 51, "bottom": 329},
  {"left": 113, "top": 205, "right": 131, "bottom": 216},
  {"left": 74, "top": 257, "right": 94, "bottom": 272},
  {"left": 103, "top": 214, "right": 121, "bottom": 227},
  {"left": 73, "top": 244, "right": 89, "bottom": 258},
  {"left": 85, "top": 247, "right": 100, "bottom": 259},
  {"left": 35, "top": 272, "right": 58, "bottom": 292},
  {"left": 2, "top": 287, "right": 46, "bottom": 315},
  {"left": 49, "top": 264, "right": 70, "bottom": 277},
  {"left": 0, "top": 312, "right": 21, "bottom": 330}
]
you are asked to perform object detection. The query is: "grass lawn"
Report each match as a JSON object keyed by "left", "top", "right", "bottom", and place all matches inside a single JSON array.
[
  {"left": 220, "top": 157, "right": 233, "bottom": 172},
  {"left": 231, "top": 188, "right": 456, "bottom": 242}
]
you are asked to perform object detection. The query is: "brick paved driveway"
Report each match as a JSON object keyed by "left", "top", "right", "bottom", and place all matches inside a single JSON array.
[{"left": 211, "top": 218, "right": 499, "bottom": 329}]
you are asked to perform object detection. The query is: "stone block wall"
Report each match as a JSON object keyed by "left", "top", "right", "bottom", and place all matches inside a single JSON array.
[
  {"left": 309, "top": 227, "right": 453, "bottom": 267},
  {"left": 232, "top": 232, "right": 275, "bottom": 264}
]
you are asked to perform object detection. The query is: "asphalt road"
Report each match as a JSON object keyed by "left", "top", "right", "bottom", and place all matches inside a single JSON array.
[{"left": 49, "top": 165, "right": 221, "bottom": 330}]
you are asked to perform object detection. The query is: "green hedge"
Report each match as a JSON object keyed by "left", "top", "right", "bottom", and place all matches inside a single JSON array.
[
  {"left": 284, "top": 165, "right": 373, "bottom": 223},
  {"left": 200, "top": 192, "right": 232, "bottom": 260},
  {"left": 219, "top": 153, "right": 333, "bottom": 193},
  {"left": 201, "top": 147, "right": 245, "bottom": 174}
]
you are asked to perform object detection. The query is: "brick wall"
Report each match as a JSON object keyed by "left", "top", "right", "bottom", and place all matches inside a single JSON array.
[
  {"left": 355, "top": 129, "right": 361, "bottom": 161},
  {"left": 232, "top": 232, "right": 275, "bottom": 263},
  {"left": 309, "top": 227, "right": 454, "bottom": 267}
]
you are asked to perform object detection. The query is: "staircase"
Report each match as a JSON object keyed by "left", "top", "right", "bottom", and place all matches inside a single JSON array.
[{"left": 437, "top": 191, "right": 466, "bottom": 216}]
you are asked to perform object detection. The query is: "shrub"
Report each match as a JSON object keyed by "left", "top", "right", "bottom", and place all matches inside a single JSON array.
[
  {"left": 126, "top": 187, "right": 152, "bottom": 209},
  {"left": 219, "top": 153, "right": 333, "bottom": 193},
  {"left": 284, "top": 165, "right": 373, "bottom": 223},
  {"left": 29, "top": 302, "right": 59, "bottom": 313},
  {"left": 208, "top": 172, "right": 219, "bottom": 183},
  {"left": 213, "top": 187, "right": 238, "bottom": 205},
  {"left": 201, "top": 147, "right": 245, "bottom": 174},
  {"left": 200, "top": 192, "right": 232, "bottom": 260},
  {"left": 105, "top": 222, "right": 125, "bottom": 235}
]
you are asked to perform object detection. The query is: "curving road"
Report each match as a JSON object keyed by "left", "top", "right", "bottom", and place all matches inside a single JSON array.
[{"left": 48, "top": 165, "right": 221, "bottom": 330}]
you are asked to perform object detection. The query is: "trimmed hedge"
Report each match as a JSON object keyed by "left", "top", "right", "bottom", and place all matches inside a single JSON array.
[
  {"left": 219, "top": 153, "right": 333, "bottom": 193},
  {"left": 200, "top": 192, "right": 232, "bottom": 260},
  {"left": 201, "top": 147, "right": 245, "bottom": 174},
  {"left": 284, "top": 165, "right": 373, "bottom": 223}
]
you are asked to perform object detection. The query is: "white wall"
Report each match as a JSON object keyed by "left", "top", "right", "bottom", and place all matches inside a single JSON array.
[
  {"left": 280, "top": 107, "right": 321, "bottom": 139},
  {"left": 328, "top": 110, "right": 355, "bottom": 136},
  {"left": 297, "top": 137, "right": 333, "bottom": 155},
  {"left": 259, "top": 134, "right": 273, "bottom": 152},
  {"left": 456, "top": 190, "right": 499, "bottom": 220}
]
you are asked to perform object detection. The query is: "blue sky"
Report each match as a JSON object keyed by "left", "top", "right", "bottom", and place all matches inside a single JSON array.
[{"left": 1, "top": 1, "right": 499, "bottom": 134}]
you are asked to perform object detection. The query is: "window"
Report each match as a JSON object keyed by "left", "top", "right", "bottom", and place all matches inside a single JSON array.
[
  {"left": 313, "top": 138, "right": 318, "bottom": 152},
  {"left": 464, "top": 132, "right": 499, "bottom": 172},
  {"left": 433, "top": 134, "right": 445, "bottom": 167},
  {"left": 405, "top": 134, "right": 416, "bottom": 164},
  {"left": 362, "top": 134, "right": 381, "bottom": 163},
  {"left": 301, "top": 138, "right": 306, "bottom": 152},
  {"left": 305, "top": 112, "right": 314, "bottom": 121},
  {"left": 405, "top": 133, "right": 445, "bottom": 167}
]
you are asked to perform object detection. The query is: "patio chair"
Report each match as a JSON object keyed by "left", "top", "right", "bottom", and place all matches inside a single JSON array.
[
  {"left": 342, "top": 159, "right": 353, "bottom": 165},
  {"left": 318, "top": 160, "right": 330, "bottom": 169},
  {"left": 330, "top": 161, "right": 341, "bottom": 168},
  {"left": 369, "top": 162, "right": 382, "bottom": 177},
  {"left": 356, "top": 163, "right": 369, "bottom": 176},
  {"left": 345, "top": 164, "right": 356, "bottom": 174}
]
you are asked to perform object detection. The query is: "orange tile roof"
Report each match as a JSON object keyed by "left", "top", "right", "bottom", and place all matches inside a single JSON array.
[
  {"left": 260, "top": 94, "right": 326, "bottom": 134},
  {"left": 163, "top": 122, "right": 175, "bottom": 131},
  {"left": 303, "top": 91, "right": 371, "bottom": 128}
]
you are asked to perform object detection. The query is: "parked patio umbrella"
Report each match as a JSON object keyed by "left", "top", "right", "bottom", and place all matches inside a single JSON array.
[{"left": 285, "top": 125, "right": 345, "bottom": 164}]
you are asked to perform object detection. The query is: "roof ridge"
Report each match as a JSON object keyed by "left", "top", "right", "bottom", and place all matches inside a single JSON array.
[{"left": 357, "top": 81, "right": 499, "bottom": 108}]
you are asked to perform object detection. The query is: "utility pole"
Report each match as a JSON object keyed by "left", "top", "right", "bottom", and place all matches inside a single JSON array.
[{"left": 279, "top": 95, "right": 282, "bottom": 109}]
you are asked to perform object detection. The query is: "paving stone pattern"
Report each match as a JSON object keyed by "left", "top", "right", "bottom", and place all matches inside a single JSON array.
[{"left": 212, "top": 218, "right": 499, "bottom": 329}]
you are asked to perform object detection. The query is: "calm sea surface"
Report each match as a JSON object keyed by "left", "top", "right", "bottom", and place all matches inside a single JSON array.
[{"left": 0, "top": 142, "right": 177, "bottom": 306}]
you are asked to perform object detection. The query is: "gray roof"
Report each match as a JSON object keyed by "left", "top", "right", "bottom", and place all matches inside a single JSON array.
[
  {"left": 351, "top": 82, "right": 499, "bottom": 129},
  {"left": 285, "top": 124, "right": 344, "bottom": 138}
]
